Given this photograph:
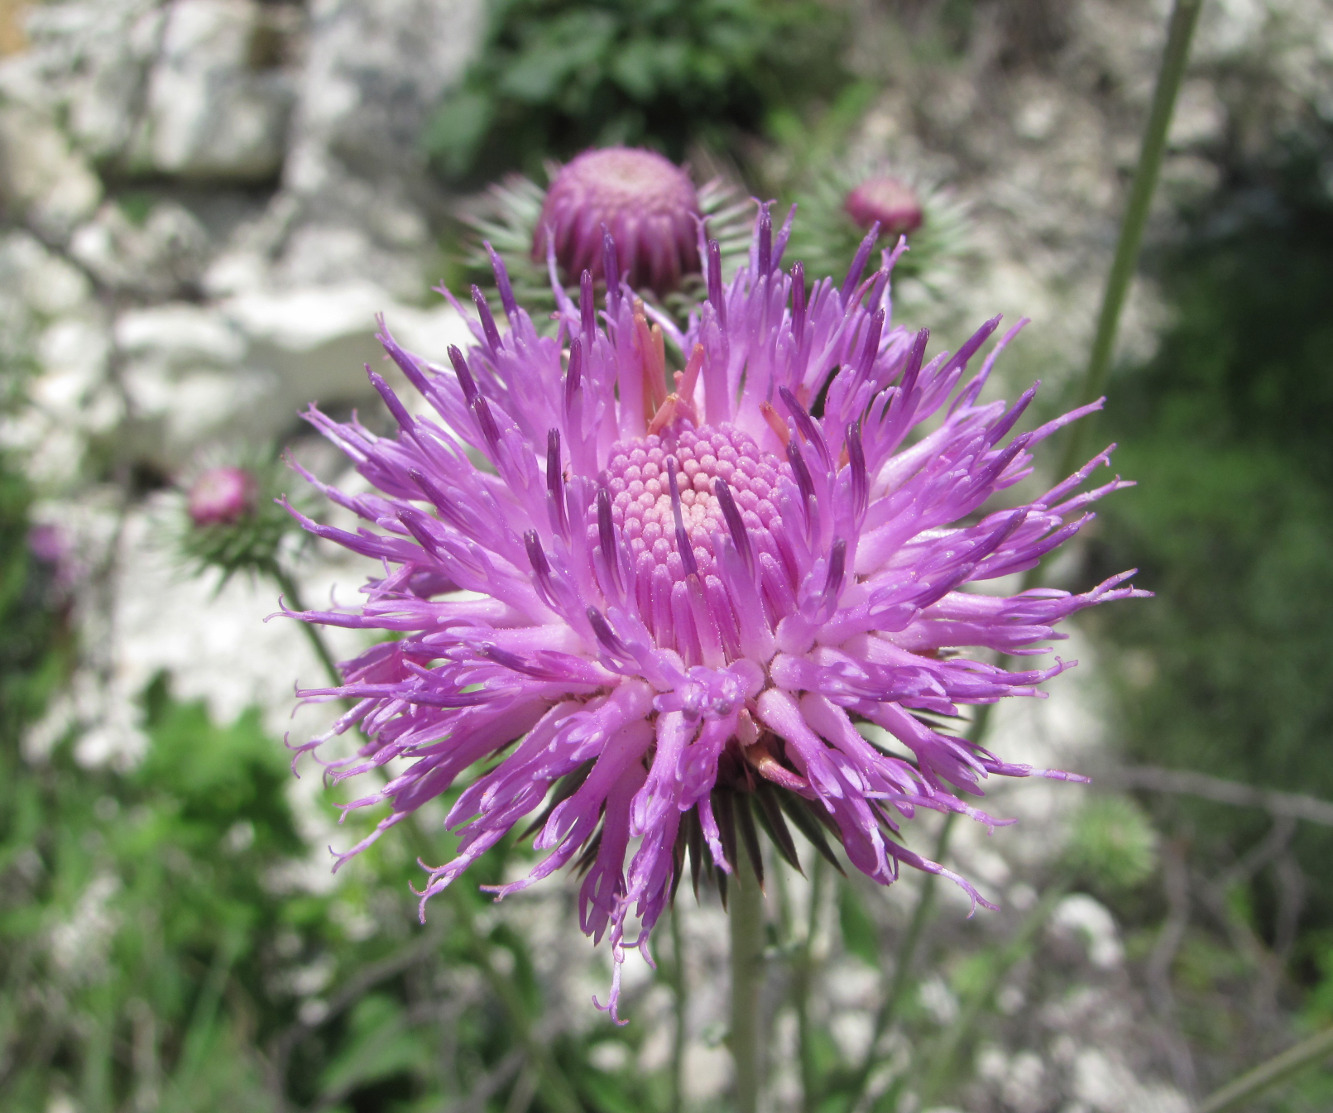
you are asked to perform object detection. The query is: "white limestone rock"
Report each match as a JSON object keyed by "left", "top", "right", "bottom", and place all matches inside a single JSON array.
[
  {"left": 1050, "top": 893, "right": 1125, "bottom": 970},
  {"left": 68, "top": 199, "right": 211, "bottom": 298},
  {"left": 285, "top": 0, "right": 483, "bottom": 195},
  {"left": 128, "top": 0, "right": 296, "bottom": 181},
  {"left": 0, "top": 101, "right": 102, "bottom": 236}
]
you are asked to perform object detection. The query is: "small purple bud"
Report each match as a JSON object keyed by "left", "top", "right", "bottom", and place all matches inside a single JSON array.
[
  {"left": 533, "top": 147, "right": 702, "bottom": 293},
  {"left": 188, "top": 466, "right": 257, "bottom": 527},
  {"left": 843, "top": 175, "right": 924, "bottom": 238}
]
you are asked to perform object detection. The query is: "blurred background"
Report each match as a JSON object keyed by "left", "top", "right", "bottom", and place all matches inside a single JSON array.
[{"left": 2, "top": 1, "right": 1333, "bottom": 1110}]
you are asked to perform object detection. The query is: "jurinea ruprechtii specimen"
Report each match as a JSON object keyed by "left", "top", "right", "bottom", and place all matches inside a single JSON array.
[{"left": 284, "top": 209, "right": 1145, "bottom": 1019}]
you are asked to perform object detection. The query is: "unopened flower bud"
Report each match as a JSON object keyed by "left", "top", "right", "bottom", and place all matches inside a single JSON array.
[
  {"left": 843, "top": 175, "right": 924, "bottom": 238},
  {"left": 534, "top": 147, "right": 701, "bottom": 292},
  {"left": 188, "top": 466, "right": 257, "bottom": 527}
]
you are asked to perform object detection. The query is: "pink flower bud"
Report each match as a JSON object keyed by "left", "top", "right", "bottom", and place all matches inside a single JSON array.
[
  {"left": 843, "top": 175, "right": 924, "bottom": 238},
  {"left": 188, "top": 466, "right": 257, "bottom": 526},
  {"left": 534, "top": 147, "right": 701, "bottom": 292}
]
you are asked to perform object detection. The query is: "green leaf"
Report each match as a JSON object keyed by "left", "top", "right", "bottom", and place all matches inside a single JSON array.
[
  {"left": 317, "top": 994, "right": 432, "bottom": 1099},
  {"left": 422, "top": 90, "right": 494, "bottom": 176}
]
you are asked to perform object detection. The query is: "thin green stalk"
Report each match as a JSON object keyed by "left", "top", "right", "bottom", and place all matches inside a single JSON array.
[
  {"left": 669, "top": 904, "right": 687, "bottom": 1113},
  {"left": 271, "top": 565, "right": 344, "bottom": 691},
  {"left": 918, "top": 883, "right": 1069, "bottom": 1107},
  {"left": 796, "top": 856, "right": 826, "bottom": 1111},
  {"left": 451, "top": 889, "right": 584, "bottom": 1113},
  {"left": 1196, "top": 1027, "right": 1333, "bottom": 1113},
  {"left": 843, "top": 702, "right": 1003, "bottom": 1110},
  {"left": 1056, "top": 0, "right": 1204, "bottom": 483},
  {"left": 837, "top": 4, "right": 1203, "bottom": 1107},
  {"left": 729, "top": 851, "right": 766, "bottom": 1113},
  {"left": 842, "top": 810, "right": 957, "bottom": 1110}
]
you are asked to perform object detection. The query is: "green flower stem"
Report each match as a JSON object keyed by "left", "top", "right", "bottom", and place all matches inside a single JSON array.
[
  {"left": 669, "top": 904, "right": 687, "bottom": 1113},
  {"left": 1055, "top": 0, "right": 1204, "bottom": 483},
  {"left": 729, "top": 850, "right": 766, "bottom": 1113},
  {"left": 271, "top": 564, "right": 345, "bottom": 692},
  {"left": 1196, "top": 1027, "right": 1333, "bottom": 1113},
  {"left": 795, "top": 856, "right": 826, "bottom": 1111}
]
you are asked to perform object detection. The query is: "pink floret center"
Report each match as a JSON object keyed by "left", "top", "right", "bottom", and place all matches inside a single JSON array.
[{"left": 599, "top": 424, "right": 787, "bottom": 587}]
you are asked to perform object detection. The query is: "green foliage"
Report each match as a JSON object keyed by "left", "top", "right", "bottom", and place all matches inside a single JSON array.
[
  {"left": 424, "top": 0, "right": 850, "bottom": 184},
  {"left": 0, "top": 630, "right": 653, "bottom": 1111},
  {"left": 0, "top": 465, "right": 68, "bottom": 748},
  {"left": 1094, "top": 133, "right": 1333, "bottom": 926}
]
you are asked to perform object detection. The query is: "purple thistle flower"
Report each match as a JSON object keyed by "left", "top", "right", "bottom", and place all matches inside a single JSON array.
[
  {"left": 533, "top": 147, "right": 702, "bottom": 293},
  {"left": 285, "top": 209, "right": 1145, "bottom": 1020}
]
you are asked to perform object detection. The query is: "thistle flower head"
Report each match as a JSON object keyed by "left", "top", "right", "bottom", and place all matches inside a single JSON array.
[
  {"left": 287, "top": 209, "right": 1145, "bottom": 1020},
  {"left": 534, "top": 147, "right": 702, "bottom": 292},
  {"left": 843, "top": 175, "right": 925, "bottom": 237},
  {"left": 188, "top": 466, "right": 258, "bottom": 526}
]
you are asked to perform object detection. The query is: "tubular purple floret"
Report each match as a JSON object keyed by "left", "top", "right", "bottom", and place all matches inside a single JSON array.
[
  {"left": 841, "top": 223, "right": 881, "bottom": 300},
  {"left": 712, "top": 478, "right": 754, "bottom": 576},
  {"left": 755, "top": 204, "right": 773, "bottom": 277},
  {"left": 470, "top": 286, "right": 502, "bottom": 351},
  {"left": 900, "top": 327, "right": 930, "bottom": 395},
  {"left": 778, "top": 387, "right": 831, "bottom": 471},
  {"left": 447, "top": 345, "right": 479, "bottom": 404},
  {"left": 986, "top": 385, "right": 1039, "bottom": 448},
  {"left": 579, "top": 270, "right": 596, "bottom": 341},
  {"left": 943, "top": 316, "right": 1004, "bottom": 396},
  {"left": 706, "top": 240, "right": 724, "bottom": 320},
  {"left": 587, "top": 606, "right": 632, "bottom": 660},
  {"left": 470, "top": 395, "right": 503, "bottom": 456},
  {"left": 406, "top": 468, "right": 471, "bottom": 535},
  {"left": 546, "top": 429, "right": 569, "bottom": 538},
  {"left": 367, "top": 370, "right": 418, "bottom": 438},
  {"left": 524, "top": 529, "right": 558, "bottom": 608},
  {"left": 846, "top": 422, "right": 869, "bottom": 521},
  {"left": 665, "top": 459, "right": 699, "bottom": 578},
  {"left": 602, "top": 232, "right": 621, "bottom": 312},
  {"left": 376, "top": 319, "right": 434, "bottom": 399},
  {"left": 595, "top": 487, "right": 624, "bottom": 597},
  {"left": 564, "top": 337, "right": 583, "bottom": 409},
  {"left": 791, "top": 261, "right": 807, "bottom": 338},
  {"left": 823, "top": 538, "right": 847, "bottom": 600},
  {"left": 857, "top": 308, "right": 886, "bottom": 378},
  {"left": 485, "top": 241, "right": 520, "bottom": 320},
  {"left": 786, "top": 439, "right": 817, "bottom": 510}
]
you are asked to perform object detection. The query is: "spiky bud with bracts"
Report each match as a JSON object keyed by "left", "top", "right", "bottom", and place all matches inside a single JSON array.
[
  {"left": 782, "top": 156, "right": 970, "bottom": 296},
  {"left": 174, "top": 455, "right": 303, "bottom": 584},
  {"left": 458, "top": 147, "right": 753, "bottom": 322}
]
